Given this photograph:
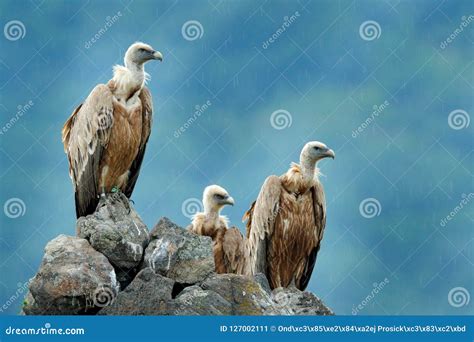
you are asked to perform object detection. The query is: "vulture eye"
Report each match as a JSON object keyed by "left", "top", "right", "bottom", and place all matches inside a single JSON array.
[
  {"left": 215, "top": 194, "right": 225, "bottom": 200},
  {"left": 138, "top": 48, "right": 146, "bottom": 52},
  {"left": 314, "top": 146, "right": 320, "bottom": 151}
]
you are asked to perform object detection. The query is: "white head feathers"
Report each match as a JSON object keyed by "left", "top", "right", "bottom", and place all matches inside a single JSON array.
[
  {"left": 203, "top": 185, "right": 235, "bottom": 214},
  {"left": 111, "top": 42, "right": 163, "bottom": 103}
]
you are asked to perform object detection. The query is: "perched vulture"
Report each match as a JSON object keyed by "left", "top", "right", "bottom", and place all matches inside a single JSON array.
[
  {"left": 243, "top": 141, "right": 335, "bottom": 290},
  {"left": 188, "top": 185, "right": 247, "bottom": 274},
  {"left": 62, "top": 42, "right": 163, "bottom": 218}
]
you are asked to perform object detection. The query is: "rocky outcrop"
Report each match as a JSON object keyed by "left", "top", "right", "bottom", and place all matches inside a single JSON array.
[
  {"left": 98, "top": 268, "right": 175, "bottom": 315},
  {"left": 23, "top": 195, "right": 333, "bottom": 316},
  {"left": 23, "top": 235, "right": 119, "bottom": 315},
  {"left": 76, "top": 193, "right": 149, "bottom": 288},
  {"left": 143, "top": 217, "right": 214, "bottom": 284}
]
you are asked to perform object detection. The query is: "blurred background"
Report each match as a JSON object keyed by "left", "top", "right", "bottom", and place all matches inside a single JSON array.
[{"left": 0, "top": 0, "right": 472, "bottom": 315}]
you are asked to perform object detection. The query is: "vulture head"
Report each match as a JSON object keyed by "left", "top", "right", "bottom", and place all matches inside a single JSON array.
[
  {"left": 124, "top": 42, "right": 163, "bottom": 68},
  {"left": 203, "top": 185, "right": 235, "bottom": 214},
  {"left": 301, "top": 141, "right": 335, "bottom": 165}
]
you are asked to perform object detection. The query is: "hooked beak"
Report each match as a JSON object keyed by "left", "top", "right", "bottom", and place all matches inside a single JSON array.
[
  {"left": 152, "top": 50, "right": 163, "bottom": 61},
  {"left": 324, "top": 148, "right": 335, "bottom": 159},
  {"left": 224, "top": 196, "right": 235, "bottom": 206}
]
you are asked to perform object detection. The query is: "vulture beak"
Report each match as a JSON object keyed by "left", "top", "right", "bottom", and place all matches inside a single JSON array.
[
  {"left": 224, "top": 196, "right": 235, "bottom": 206},
  {"left": 152, "top": 50, "right": 163, "bottom": 61},
  {"left": 324, "top": 148, "right": 335, "bottom": 159}
]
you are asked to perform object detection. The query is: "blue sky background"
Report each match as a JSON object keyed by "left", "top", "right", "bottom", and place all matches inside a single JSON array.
[{"left": 0, "top": 0, "right": 472, "bottom": 315}]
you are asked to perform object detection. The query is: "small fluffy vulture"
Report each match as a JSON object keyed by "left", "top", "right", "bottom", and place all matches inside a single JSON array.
[
  {"left": 188, "top": 185, "right": 247, "bottom": 274},
  {"left": 243, "top": 141, "right": 335, "bottom": 290},
  {"left": 62, "top": 42, "right": 163, "bottom": 218}
]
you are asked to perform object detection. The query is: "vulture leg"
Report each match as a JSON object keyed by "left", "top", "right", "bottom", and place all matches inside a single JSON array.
[{"left": 118, "top": 191, "right": 132, "bottom": 214}]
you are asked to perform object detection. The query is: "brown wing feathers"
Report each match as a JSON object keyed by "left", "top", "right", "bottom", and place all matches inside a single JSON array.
[
  {"left": 222, "top": 227, "right": 247, "bottom": 274},
  {"left": 62, "top": 84, "right": 114, "bottom": 218},
  {"left": 62, "top": 85, "right": 152, "bottom": 218},
  {"left": 243, "top": 173, "right": 327, "bottom": 291},
  {"left": 124, "top": 87, "right": 153, "bottom": 198}
]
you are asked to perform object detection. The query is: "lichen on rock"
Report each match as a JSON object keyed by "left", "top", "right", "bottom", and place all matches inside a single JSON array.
[
  {"left": 24, "top": 234, "right": 119, "bottom": 315},
  {"left": 76, "top": 193, "right": 149, "bottom": 288},
  {"left": 143, "top": 217, "right": 214, "bottom": 284}
]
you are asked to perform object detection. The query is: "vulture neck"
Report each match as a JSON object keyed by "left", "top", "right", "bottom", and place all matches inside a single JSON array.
[
  {"left": 126, "top": 62, "right": 145, "bottom": 79},
  {"left": 204, "top": 208, "right": 221, "bottom": 223},
  {"left": 112, "top": 62, "right": 146, "bottom": 103},
  {"left": 300, "top": 158, "right": 319, "bottom": 184},
  {"left": 124, "top": 62, "right": 145, "bottom": 90}
]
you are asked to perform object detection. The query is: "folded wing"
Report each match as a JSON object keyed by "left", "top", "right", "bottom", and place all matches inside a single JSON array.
[
  {"left": 123, "top": 86, "right": 153, "bottom": 198},
  {"left": 62, "top": 84, "right": 114, "bottom": 218},
  {"left": 243, "top": 175, "right": 282, "bottom": 276}
]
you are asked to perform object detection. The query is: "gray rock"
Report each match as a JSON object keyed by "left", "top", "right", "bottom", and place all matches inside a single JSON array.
[
  {"left": 201, "top": 273, "right": 285, "bottom": 315},
  {"left": 144, "top": 217, "right": 214, "bottom": 284},
  {"left": 171, "top": 285, "right": 232, "bottom": 315},
  {"left": 24, "top": 217, "right": 333, "bottom": 316},
  {"left": 99, "top": 268, "right": 174, "bottom": 315},
  {"left": 253, "top": 273, "right": 271, "bottom": 294},
  {"left": 20, "top": 291, "right": 35, "bottom": 315},
  {"left": 97, "top": 272, "right": 333, "bottom": 316},
  {"left": 99, "top": 269, "right": 232, "bottom": 315},
  {"left": 25, "top": 235, "right": 119, "bottom": 315},
  {"left": 77, "top": 193, "right": 149, "bottom": 273},
  {"left": 272, "top": 287, "right": 334, "bottom": 315},
  {"left": 149, "top": 216, "right": 184, "bottom": 240}
]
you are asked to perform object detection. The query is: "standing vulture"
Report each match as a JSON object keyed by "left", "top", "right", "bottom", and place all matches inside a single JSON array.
[
  {"left": 62, "top": 42, "right": 163, "bottom": 218},
  {"left": 243, "top": 141, "right": 335, "bottom": 290},
  {"left": 188, "top": 185, "right": 247, "bottom": 274}
]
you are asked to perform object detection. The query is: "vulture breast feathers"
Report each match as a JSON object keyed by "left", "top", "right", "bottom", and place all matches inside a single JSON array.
[
  {"left": 187, "top": 185, "right": 247, "bottom": 275},
  {"left": 244, "top": 140, "right": 334, "bottom": 291},
  {"left": 61, "top": 84, "right": 153, "bottom": 218}
]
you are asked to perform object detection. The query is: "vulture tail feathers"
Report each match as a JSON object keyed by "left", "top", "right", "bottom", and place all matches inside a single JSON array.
[{"left": 298, "top": 246, "right": 319, "bottom": 290}]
